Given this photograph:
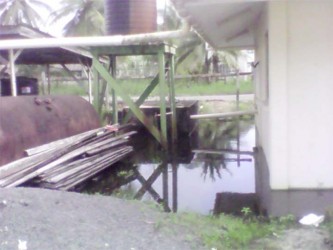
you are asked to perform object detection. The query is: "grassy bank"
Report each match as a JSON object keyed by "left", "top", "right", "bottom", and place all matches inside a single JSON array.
[
  {"left": 50, "top": 78, "right": 253, "bottom": 97},
  {"left": 156, "top": 211, "right": 296, "bottom": 249}
]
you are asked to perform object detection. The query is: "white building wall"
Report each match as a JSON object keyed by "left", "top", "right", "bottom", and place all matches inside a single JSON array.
[
  {"left": 286, "top": 2, "right": 333, "bottom": 188},
  {"left": 257, "top": 1, "right": 333, "bottom": 189},
  {"left": 254, "top": 5, "right": 270, "bottom": 162}
]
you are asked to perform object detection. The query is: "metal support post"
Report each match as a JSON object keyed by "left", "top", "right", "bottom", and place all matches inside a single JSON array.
[
  {"left": 92, "top": 55, "right": 163, "bottom": 144},
  {"left": 46, "top": 64, "right": 51, "bottom": 94},
  {"left": 158, "top": 49, "right": 168, "bottom": 147},
  {"left": 92, "top": 54, "right": 100, "bottom": 111},
  {"left": 168, "top": 54, "right": 177, "bottom": 145},
  {"left": 88, "top": 69, "right": 93, "bottom": 104},
  {"left": 172, "top": 162, "right": 178, "bottom": 212},
  {"left": 110, "top": 56, "right": 118, "bottom": 124},
  {"left": 236, "top": 69, "right": 240, "bottom": 110},
  {"left": 9, "top": 49, "right": 17, "bottom": 96},
  {"left": 162, "top": 160, "right": 169, "bottom": 212}
]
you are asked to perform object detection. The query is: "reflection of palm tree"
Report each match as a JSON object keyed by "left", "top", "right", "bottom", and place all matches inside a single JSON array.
[
  {"left": 201, "top": 154, "right": 225, "bottom": 181},
  {"left": 50, "top": 0, "right": 104, "bottom": 36},
  {"left": 196, "top": 118, "right": 253, "bottom": 181},
  {"left": 0, "top": 0, "right": 51, "bottom": 28}
]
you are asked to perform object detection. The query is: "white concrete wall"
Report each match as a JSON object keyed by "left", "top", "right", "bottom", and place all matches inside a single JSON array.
[
  {"left": 254, "top": 4, "right": 271, "bottom": 174},
  {"left": 256, "top": 1, "right": 333, "bottom": 189}
]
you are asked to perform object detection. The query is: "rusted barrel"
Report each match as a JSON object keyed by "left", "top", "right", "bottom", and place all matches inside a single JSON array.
[
  {"left": 0, "top": 96, "right": 100, "bottom": 166},
  {"left": 105, "top": 0, "right": 157, "bottom": 35}
]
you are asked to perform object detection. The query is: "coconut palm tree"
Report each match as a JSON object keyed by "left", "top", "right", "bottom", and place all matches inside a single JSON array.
[
  {"left": 0, "top": 0, "right": 51, "bottom": 28},
  {"left": 50, "top": 0, "right": 104, "bottom": 36}
]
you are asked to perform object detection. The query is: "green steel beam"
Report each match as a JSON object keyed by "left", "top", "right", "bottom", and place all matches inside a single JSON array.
[
  {"left": 95, "top": 44, "right": 176, "bottom": 57},
  {"left": 158, "top": 49, "right": 168, "bottom": 147},
  {"left": 92, "top": 61, "right": 99, "bottom": 111},
  {"left": 110, "top": 56, "right": 118, "bottom": 123},
  {"left": 122, "top": 68, "right": 164, "bottom": 124},
  {"left": 92, "top": 55, "right": 164, "bottom": 146},
  {"left": 168, "top": 54, "right": 177, "bottom": 145}
]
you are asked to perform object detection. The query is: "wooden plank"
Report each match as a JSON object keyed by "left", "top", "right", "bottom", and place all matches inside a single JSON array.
[
  {"left": 0, "top": 128, "right": 135, "bottom": 188},
  {"left": 25, "top": 128, "right": 102, "bottom": 156}
]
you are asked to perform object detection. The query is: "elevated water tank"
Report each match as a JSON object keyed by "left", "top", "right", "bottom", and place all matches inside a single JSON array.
[{"left": 105, "top": 0, "right": 157, "bottom": 35}]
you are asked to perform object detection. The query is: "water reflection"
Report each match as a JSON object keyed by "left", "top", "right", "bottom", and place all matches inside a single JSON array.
[{"left": 80, "top": 117, "right": 256, "bottom": 215}]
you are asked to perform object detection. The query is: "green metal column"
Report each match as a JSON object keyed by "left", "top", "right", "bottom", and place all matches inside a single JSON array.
[
  {"left": 158, "top": 49, "right": 168, "bottom": 148},
  {"left": 92, "top": 53, "right": 100, "bottom": 111},
  {"left": 92, "top": 55, "right": 163, "bottom": 145},
  {"left": 168, "top": 54, "right": 177, "bottom": 145},
  {"left": 110, "top": 56, "right": 118, "bottom": 124}
]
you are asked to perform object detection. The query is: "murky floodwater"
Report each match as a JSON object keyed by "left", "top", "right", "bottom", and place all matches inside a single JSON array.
[{"left": 80, "top": 117, "right": 256, "bottom": 215}]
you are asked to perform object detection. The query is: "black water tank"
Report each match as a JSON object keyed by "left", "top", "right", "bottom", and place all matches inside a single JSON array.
[
  {"left": 1, "top": 77, "right": 39, "bottom": 96},
  {"left": 105, "top": 0, "right": 157, "bottom": 35}
]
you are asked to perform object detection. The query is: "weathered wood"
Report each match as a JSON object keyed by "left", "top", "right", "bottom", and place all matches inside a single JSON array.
[
  {"left": 42, "top": 147, "right": 132, "bottom": 190},
  {"left": 25, "top": 128, "right": 103, "bottom": 156},
  {"left": 0, "top": 126, "right": 136, "bottom": 189}
]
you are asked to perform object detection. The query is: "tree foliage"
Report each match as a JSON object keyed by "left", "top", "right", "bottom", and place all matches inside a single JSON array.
[
  {"left": 0, "top": 0, "right": 51, "bottom": 28},
  {"left": 50, "top": 0, "right": 104, "bottom": 36}
]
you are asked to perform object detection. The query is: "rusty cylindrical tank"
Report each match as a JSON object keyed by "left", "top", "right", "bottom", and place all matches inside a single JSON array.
[
  {"left": 0, "top": 96, "right": 100, "bottom": 166},
  {"left": 105, "top": 0, "right": 157, "bottom": 35}
]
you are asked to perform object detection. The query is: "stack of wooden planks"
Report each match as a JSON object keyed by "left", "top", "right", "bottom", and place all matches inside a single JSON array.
[{"left": 0, "top": 125, "right": 136, "bottom": 190}]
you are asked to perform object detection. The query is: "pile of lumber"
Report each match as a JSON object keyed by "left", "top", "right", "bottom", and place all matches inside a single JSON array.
[{"left": 0, "top": 125, "right": 136, "bottom": 190}]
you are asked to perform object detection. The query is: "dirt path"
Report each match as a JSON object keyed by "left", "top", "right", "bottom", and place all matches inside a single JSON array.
[{"left": 0, "top": 188, "right": 203, "bottom": 250}]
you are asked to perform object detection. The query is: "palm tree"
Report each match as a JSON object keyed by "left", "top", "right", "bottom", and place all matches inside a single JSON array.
[
  {"left": 50, "top": 0, "right": 104, "bottom": 36},
  {"left": 164, "top": 1, "right": 244, "bottom": 77},
  {"left": 0, "top": 0, "right": 51, "bottom": 28}
]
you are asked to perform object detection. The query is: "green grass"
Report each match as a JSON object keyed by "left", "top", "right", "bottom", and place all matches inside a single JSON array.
[
  {"left": 50, "top": 83, "right": 87, "bottom": 96},
  {"left": 49, "top": 78, "right": 253, "bottom": 97},
  {"left": 174, "top": 79, "right": 253, "bottom": 96},
  {"left": 163, "top": 212, "right": 295, "bottom": 250}
]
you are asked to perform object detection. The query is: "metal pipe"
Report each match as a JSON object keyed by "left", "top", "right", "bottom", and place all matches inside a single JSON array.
[
  {"left": 0, "top": 27, "right": 189, "bottom": 50},
  {"left": 190, "top": 110, "right": 256, "bottom": 120}
]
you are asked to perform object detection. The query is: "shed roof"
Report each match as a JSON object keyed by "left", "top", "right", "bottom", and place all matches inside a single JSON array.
[
  {"left": 171, "top": 0, "right": 265, "bottom": 49},
  {"left": 0, "top": 25, "right": 93, "bottom": 65}
]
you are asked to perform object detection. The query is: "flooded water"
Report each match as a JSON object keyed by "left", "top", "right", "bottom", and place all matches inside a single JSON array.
[{"left": 80, "top": 117, "right": 256, "bottom": 215}]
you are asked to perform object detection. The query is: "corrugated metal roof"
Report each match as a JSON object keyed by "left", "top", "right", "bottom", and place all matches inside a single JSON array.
[
  {"left": 0, "top": 25, "right": 93, "bottom": 65},
  {"left": 171, "top": 0, "right": 265, "bottom": 49}
]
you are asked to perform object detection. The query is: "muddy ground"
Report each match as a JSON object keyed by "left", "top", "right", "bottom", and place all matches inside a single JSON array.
[{"left": 0, "top": 187, "right": 332, "bottom": 250}]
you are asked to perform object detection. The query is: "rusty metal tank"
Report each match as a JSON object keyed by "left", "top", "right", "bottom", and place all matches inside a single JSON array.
[
  {"left": 105, "top": 0, "right": 157, "bottom": 35},
  {"left": 0, "top": 95, "right": 100, "bottom": 166}
]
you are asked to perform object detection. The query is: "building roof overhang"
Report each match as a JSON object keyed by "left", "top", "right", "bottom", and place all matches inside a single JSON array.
[{"left": 171, "top": 0, "right": 266, "bottom": 49}]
